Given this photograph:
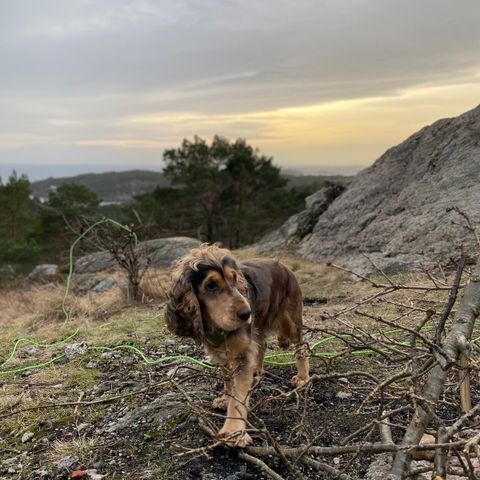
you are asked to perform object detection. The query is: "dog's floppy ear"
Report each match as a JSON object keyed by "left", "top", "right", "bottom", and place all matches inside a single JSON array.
[
  {"left": 164, "top": 271, "right": 204, "bottom": 342},
  {"left": 237, "top": 270, "right": 250, "bottom": 298}
]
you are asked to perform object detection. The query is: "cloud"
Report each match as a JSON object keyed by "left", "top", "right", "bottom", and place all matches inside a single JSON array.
[{"left": 1, "top": 0, "right": 480, "bottom": 175}]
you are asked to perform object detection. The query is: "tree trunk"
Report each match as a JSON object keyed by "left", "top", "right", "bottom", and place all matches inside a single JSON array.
[{"left": 389, "top": 257, "right": 480, "bottom": 479}]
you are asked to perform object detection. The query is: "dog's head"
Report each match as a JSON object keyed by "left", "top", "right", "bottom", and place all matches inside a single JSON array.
[{"left": 164, "top": 245, "right": 251, "bottom": 342}]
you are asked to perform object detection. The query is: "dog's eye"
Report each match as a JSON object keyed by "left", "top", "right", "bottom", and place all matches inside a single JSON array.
[{"left": 206, "top": 281, "right": 218, "bottom": 292}]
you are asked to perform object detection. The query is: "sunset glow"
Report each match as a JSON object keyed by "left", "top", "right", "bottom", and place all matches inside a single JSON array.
[{"left": 1, "top": 1, "right": 480, "bottom": 178}]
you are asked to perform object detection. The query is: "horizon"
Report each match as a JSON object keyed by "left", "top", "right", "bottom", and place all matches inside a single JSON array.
[
  {"left": 1, "top": 1, "right": 480, "bottom": 177},
  {"left": 0, "top": 162, "right": 363, "bottom": 183}
]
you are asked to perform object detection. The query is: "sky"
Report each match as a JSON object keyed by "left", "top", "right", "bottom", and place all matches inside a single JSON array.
[{"left": 1, "top": 0, "right": 480, "bottom": 181}]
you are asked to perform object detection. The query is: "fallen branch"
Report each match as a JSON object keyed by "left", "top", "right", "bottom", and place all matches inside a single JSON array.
[
  {"left": 389, "top": 257, "right": 480, "bottom": 479},
  {"left": 238, "top": 451, "right": 286, "bottom": 480},
  {"left": 435, "top": 254, "right": 466, "bottom": 345},
  {"left": 246, "top": 440, "right": 467, "bottom": 458},
  {"left": 301, "top": 455, "right": 352, "bottom": 479}
]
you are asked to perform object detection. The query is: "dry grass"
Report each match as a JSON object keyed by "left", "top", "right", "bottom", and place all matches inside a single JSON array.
[
  {"left": 48, "top": 437, "right": 98, "bottom": 465},
  {"left": 139, "top": 267, "right": 170, "bottom": 302},
  {"left": 0, "top": 283, "right": 126, "bottom": 350}
]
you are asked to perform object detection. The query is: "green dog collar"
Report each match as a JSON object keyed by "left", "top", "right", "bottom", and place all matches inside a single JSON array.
[{"left": 205, "top": 329, "right": 228, "bottom": 347}]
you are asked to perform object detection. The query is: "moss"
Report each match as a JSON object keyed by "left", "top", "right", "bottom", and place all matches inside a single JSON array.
[{"left": 64, "top": 365, "right": 100, "bottom": 389}]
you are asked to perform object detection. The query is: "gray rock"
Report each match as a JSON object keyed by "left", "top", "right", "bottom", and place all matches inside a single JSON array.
[
  {"left": 25, "top": 346, "right": 39, "bottom": 355},
  {"left": 74, "top": 236, "right": 201, "bottom": 274},
  {"left": 26, "top": 264, "right": 58, "bottom": 282},
  {"left": 298, "top": 105, "right": 480, "bottom": 275},
  {"left": 363, "top": 454, "right": 392, "bottom": 480},
  {"left": 139, "top": 237, "right": 202, "bottom": 268},
  {"left": 21, "top": 431, "right": 34, "bottom": 443},
  {"left": 259, "top": 183, "right": 346, "bottom": 253},
  {"left": 56, "top": 455, "right": 78, "bottom": 470},
  {"left": 85, "top": 469, "right": 106, "bottom": 480},
  {"left": 106, "top": 393, "right": 185, "bottom": 433},
  {"left": 100, "top": 351, "right": 121, "bottom": 360},
  {"left": 74, "top": 251, "right": 116, "bottom": 274},
  {"left": 72, "top": 274, "right": 119, "bottom": 295},
  {"left": 91, "top": 276, "right": 118, "bottom": 294},
  {"left": 64, "top": 342, "right": 88, "bottom": 359},
  {"left": 336, "top": 391, "right": 352, "bottom": 400}
]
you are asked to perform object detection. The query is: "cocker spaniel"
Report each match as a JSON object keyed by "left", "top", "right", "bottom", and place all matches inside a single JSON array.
[{"left": 164, "top": 245, "right": 310, "bottom": 446}]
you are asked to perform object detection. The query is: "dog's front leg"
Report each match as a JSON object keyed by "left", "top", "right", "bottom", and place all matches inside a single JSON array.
[
  {"left": 212, "top": 366, "right": 232, "bottom": 410},
  {"left": 217, "top": 362, "right": 254, "bottom": 447}
]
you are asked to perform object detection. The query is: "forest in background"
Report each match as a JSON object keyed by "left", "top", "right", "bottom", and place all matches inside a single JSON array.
[{"left": 0, "top": 136, "right": 350, "bottom": 280}]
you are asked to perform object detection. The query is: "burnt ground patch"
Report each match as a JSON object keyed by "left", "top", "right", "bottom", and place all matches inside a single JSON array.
[{"left": 1, "top": 343, "right": 380, "bottom": 479}]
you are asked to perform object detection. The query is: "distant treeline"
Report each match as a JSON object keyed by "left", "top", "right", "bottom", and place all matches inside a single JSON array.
[{"left": 0, "top": 136, "right": 349, "bottom": 273}]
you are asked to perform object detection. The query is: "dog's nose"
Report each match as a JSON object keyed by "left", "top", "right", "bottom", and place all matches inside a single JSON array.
[{"left": 237, "top": 307, "right": 251, "bottom": 321}]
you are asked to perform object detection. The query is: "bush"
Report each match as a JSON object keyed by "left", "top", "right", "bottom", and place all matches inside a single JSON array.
[{"left": 0, "top": 242, "right": 43, "bottom": 263}]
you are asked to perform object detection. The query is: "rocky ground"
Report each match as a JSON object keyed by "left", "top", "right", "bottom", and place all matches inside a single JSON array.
[{"left": 1, "top": 250, "right": 479, "bottom": 479}]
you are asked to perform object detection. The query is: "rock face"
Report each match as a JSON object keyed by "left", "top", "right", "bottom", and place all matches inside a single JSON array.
[
  {"left": 297, "top": 105, "right": 480, "bottom": 274},
  {"left": 26, "top": 264, "right": 59, "bottom": 282},
  {"left": 259, "top": 183, "right": 346, "bottom": 253},
  {"left": 75, "top": 237, "right": 201, "bottom": 274}
]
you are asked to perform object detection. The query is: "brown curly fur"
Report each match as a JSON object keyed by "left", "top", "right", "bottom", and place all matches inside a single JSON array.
[{"left": 164, "top": 245, "right": 310, "bottom": 446}]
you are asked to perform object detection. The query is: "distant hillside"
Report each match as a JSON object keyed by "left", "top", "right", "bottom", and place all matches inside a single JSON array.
[
  {"left": 284, "top": 173, "right": 351, "bottom": 190},
  {"left": 31, "top": 170, "right": 169, "bottom": 203},
  {"left": 31, "top": 169, "right": 352, "bottom": 203}
]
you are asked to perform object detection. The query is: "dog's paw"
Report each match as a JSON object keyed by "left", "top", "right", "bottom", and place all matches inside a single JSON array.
[
  {"left": 217, "top": 427, "right": 252, "bottom": 448},
  {"left": 212, "top": 395, "right": 229, "bottom": 410},
  {"left": 291, "top": 375, "right": 310, "bottom": 388}
]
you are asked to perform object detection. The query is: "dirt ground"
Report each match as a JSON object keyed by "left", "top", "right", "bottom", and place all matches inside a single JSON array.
[{"left": 0, "top": 251, "right": 475, "bottom": 479}]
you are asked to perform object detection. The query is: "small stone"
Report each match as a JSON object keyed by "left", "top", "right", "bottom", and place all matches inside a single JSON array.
[
  {"left": 412, "top": 433, "right": 435, "bottom": 461},
  {"left": 101, "top": 351, "right": 121, "bottom": 360},
  {"left": 86, "top": 361, "right": 98, "bottom": 369},
  {"left": 34, "top": 468, "right": 50, "bottom": 478},
  {"left": 177, "top": 344, "right": 190, "bottom": 354},
  {"left": 85, "top": 470, "right": 106, "bottom": 480},
  {"left": 25, "top": 346, "right": 39, "bottom": 355},
  {"left": 21, "top": 431, "right": 34, "bottom": 443},
  {"left": 166, "top": 366, "right": 194, "bottom": 379},
  {"left": 336, "top": 391, "right": 352, "bottom": 400},
  {"left": 64, "top": 343, "right": 88, "bottom": 359},
  {"left": 56, "top": 456, "right": 78, "bottom": 470},
  {"left": 77, "top": 423, "right": 89, "bottom": 432},
  {"left": 333, "top": 456, "right": 340, "bottom": 465}
]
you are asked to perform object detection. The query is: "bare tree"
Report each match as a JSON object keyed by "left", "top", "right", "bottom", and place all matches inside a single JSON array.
[{"left": 84, "top": 219, "right": 150, "bottom": 302}]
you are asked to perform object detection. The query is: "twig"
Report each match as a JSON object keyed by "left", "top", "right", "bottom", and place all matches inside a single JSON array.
[
  {"left": 301, "top": 456, "right": 352, "bottom": 479},
  {"left": 0, "top": 379, "right": 169, "bottom": 420},
  {"left": 238, "top": 451, "right": 286, "bottom": 480},
  {"left": 435, "top": 254, "right": 466, "bottom": 345}
]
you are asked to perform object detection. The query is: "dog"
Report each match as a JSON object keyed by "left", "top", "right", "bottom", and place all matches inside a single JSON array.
[{"left": 164, "top": 245, "right": 310, "bottom": 446}]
